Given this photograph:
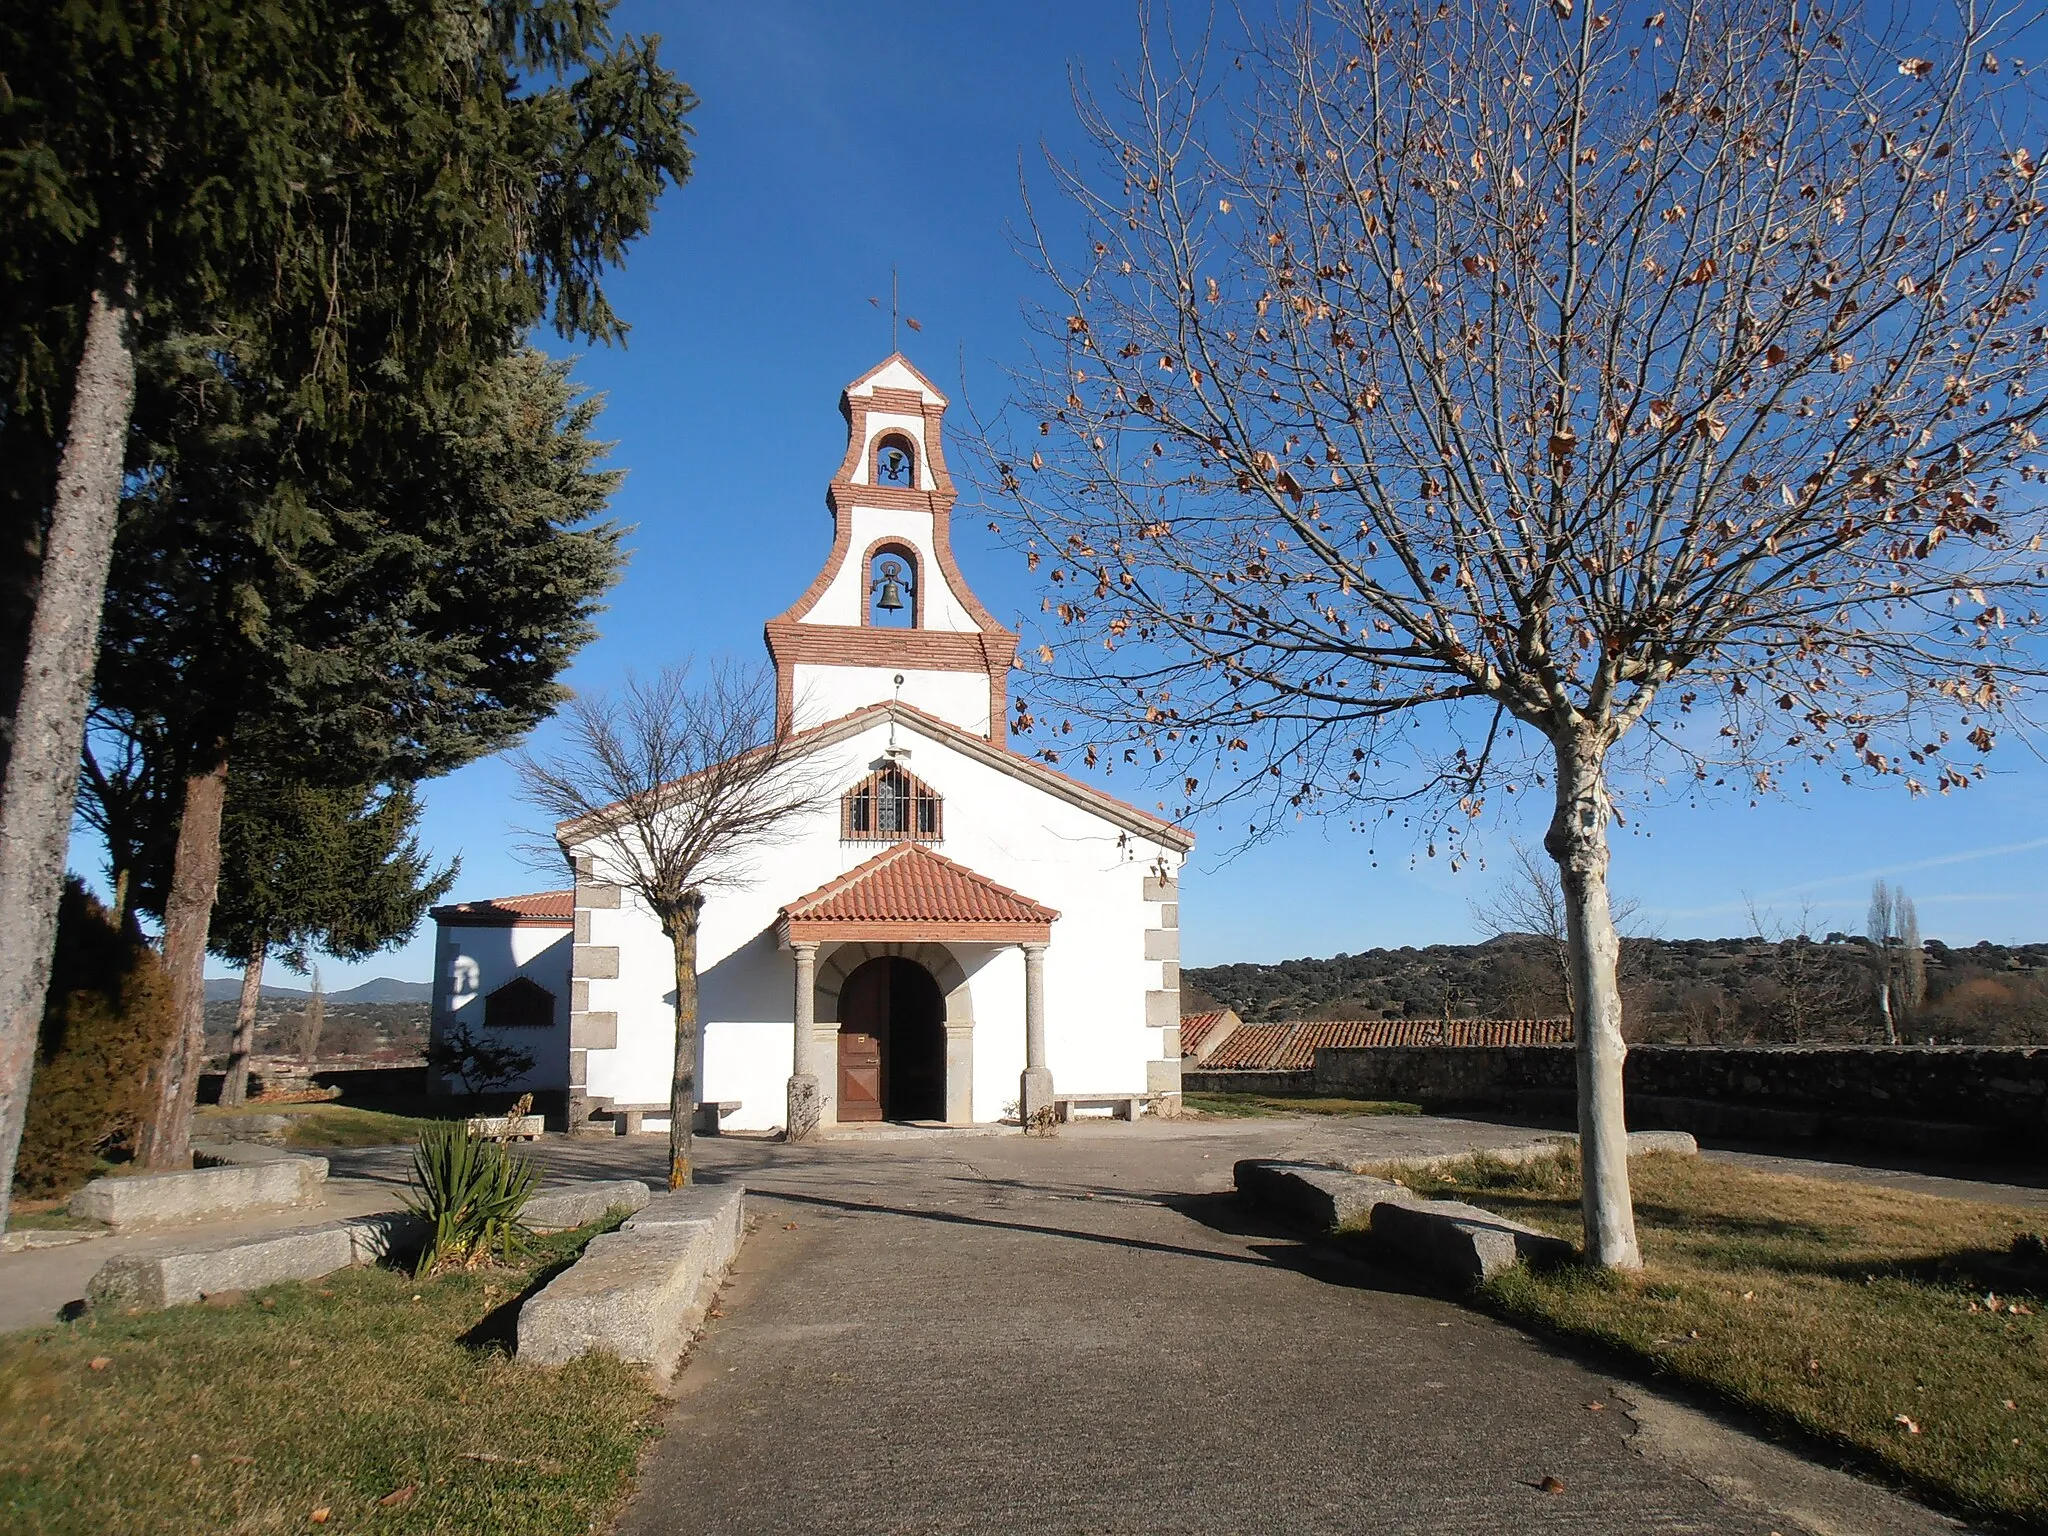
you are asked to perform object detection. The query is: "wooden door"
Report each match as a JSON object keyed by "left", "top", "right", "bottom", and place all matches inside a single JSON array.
[{"left": 837, "top": 1031, "right": 883, "bottom": 1122}]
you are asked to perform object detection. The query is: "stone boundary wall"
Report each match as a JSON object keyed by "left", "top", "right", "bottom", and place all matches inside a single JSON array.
[
  {"left": 1182, "top": 1068, "right": 1316, "bottom": 1096},
  {"left": 1310, "top": 1044, "right": 2048, "bottom": 1161}
]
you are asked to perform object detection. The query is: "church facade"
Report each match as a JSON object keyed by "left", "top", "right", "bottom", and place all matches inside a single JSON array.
[{"left": 429, "top": 354, "right": 1192, "bottom": 1133}]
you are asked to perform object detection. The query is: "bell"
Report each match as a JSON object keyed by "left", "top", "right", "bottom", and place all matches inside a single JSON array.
[{"left": 875, "top": 559, "right": 907, "bottom": 612}]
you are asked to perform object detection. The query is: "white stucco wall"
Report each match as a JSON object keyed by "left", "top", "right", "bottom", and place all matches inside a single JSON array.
[
  {"left": 790, "top": 664, "right": 990, "bottom": 736},
  {"left": 570, "top": 712, "right": 1182, "bottom": 1131},
  {"left": 801, "top": 505, "right": 979, "bottom": 633},
  {"left": 430, "top": 922, "right": 573, "bottom": 1093}
]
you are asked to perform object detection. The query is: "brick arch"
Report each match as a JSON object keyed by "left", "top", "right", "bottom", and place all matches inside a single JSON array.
[
  {"left": 859, "top": 535, "right": 924, "bottom": 628},
  {"left": 870, "top": 429, "right": 920, "bottom": 490}
]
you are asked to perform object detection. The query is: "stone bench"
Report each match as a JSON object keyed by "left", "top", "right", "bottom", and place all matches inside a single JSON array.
[
  {"left": 1368, "top": 1198, "right": 1574, "bottom": 1284},
  {"left": 466, "top": 1112, "right": 544, "bottom": 1141},
  {"left": 86, "top": 1211, "right": 421, "bottom": 1311},
  {"left": 607, "top": 1101, "right": 740, "bottom": 1136},
  {"left": 517, "top": 1183, "right": 746, "bottom": 1385},
  {"left": 522, "top": 1179, "right": 652, "bottom": 1232},
  {"left": 1053, "top": 1094, "right": 1144, "bottom": 1123},
  {"left": 1233, "top": 1160, "right": 1425, "bottom": 1232},
  {"left": 70, "top": 1150, "right": 328, "bottom": 1231}
]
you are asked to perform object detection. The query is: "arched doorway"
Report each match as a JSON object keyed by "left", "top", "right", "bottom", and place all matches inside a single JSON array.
[{"left": 835, "top": 956, "right": 945, "bottom": 1122}]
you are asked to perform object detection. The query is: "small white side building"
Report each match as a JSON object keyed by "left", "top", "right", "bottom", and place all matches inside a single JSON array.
[{"left": 430, "top": 354, "right": 1193, "bottom": 1132}]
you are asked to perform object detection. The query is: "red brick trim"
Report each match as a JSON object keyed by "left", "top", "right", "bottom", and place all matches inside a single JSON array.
[{"left": 780, "top": 916, "right": 1052, "bottom": 944}]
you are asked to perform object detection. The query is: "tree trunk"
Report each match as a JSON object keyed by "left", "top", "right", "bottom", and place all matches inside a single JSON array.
[
  {"left": 137, "top": 753, "right": 232, "bottom": 1169},
  {"left": 663, "top": 892, "right": 705, "bottom": 1189},
  {"left": 0, "top": 267, "right": 140, "bottom": 1230},
  {"left": 221, "top": 941, "right": 267, "bottom": 1107},
  {"left": 1878, "top": 977, "right": 1895, "bottom": 1046},
  {"left": 1544, "top": 729, "right": 1642, "bottom": 1271}
]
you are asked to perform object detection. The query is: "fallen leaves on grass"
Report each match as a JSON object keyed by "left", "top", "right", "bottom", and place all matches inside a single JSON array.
[
  {"left": 378, "top": 1485, "right": 417, "bottom": 1507},
  {"left": 1896, "top": 1415, "right": 1923, "bottom": 1435},
  {"left": 87, "top": 1357, "right": 110, "bottom": 1372},
  {"left": 309, "top": 1508, "right": 331, "bottom": 1525}
]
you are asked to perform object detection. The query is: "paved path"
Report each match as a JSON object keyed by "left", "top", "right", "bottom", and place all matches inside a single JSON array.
[{"left": 575, "top": 1118, "right": 1969, "bottom": 1536}]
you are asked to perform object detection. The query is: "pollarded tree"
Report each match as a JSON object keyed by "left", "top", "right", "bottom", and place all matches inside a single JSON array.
[
  {"left": 992, "top": 0, "right": 2048, "bottom": 1266},
  {"left": 516, "top": 665, "right": 829, "bottom": 1189}
]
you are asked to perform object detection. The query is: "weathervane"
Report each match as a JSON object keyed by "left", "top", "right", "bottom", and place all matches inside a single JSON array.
[{"left": 868, "top": 266, "right": 923, "bottom": 351}]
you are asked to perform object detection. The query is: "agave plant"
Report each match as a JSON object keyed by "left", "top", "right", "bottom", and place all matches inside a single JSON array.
[{"left": 403, "top": 1121, "right": 542, "bottom": 1277}]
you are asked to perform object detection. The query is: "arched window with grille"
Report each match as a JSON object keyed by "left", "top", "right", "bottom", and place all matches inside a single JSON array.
[{"left": 842, "top": 763, "right": 942, "bottom": 842}]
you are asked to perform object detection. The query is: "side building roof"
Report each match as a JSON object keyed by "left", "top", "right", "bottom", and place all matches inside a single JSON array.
[
  {"left": 1202, "top": 1017, "right": 1572, "bottom": 1071},
  {"left": 430, "top": 890, "right": 576, "bottom": 928}
]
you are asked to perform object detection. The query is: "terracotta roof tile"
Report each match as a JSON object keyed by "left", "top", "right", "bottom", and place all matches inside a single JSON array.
[
  {"left": 432, "top": 890, "right": 575, "bottom": 925},
  {"left": 1178, "top": 1010, "right": 1236, "bottom": 1057},
  {"left": 781, "top": 842, "right": 1058, "bottom": 934},
  {"left": 1202, "top": 1017, "right": 1572, "bottom": 1070}
]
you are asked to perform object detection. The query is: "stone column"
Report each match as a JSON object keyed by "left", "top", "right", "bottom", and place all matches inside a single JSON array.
[
  {"left": 786, "top": 941, "right": 822, "bottom": 1143},
  {"left": 1019, "top": 942, "right": 1054, "bottom": 1122}
]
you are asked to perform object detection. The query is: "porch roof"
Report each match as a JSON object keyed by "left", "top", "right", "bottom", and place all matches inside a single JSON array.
[{"left": 776, "top": 841, "right": 1058, "bottom": 946}]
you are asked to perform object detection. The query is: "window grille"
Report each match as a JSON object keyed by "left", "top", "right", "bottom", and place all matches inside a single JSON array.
[{"left": 842, "top": 764, "right": 942, "bottom": 842}]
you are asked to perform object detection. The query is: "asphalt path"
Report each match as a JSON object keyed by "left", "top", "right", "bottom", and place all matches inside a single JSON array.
[{"left": 570, "top": 1118, "right": 1974, "bottom": 1536}]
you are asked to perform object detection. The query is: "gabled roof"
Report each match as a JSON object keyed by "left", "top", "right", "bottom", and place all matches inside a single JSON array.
[
  {"left": 778, "top": 841, "right": 1058, "bottom": 945},
  {"left": 1201, "top": 1016, "right": 1572, "bottom": 1070},
  {"left": 557, "top": 699, "right": 1195, "bottom": 853},
  {"left": 843, "top": 351, "right": 948, "bottom": 405},
  {"left": 432, "top": 890, "right": 575, "bottom": 927}
]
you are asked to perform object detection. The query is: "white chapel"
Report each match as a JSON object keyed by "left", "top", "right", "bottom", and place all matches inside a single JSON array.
[{"left": 428, "top": 354, "right": 1193, "bottom": 1134}]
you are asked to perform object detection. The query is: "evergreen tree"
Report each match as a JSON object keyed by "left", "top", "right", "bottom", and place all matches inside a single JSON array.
[
  {"left": 0, "top": 0, "right": 693, "bottom": 1220},
  {"left": 209, "top": 776, "right": 456, "bottom": 1105},
  {"left": 92, "top": 344, "right": 622, "bottom": 1163}
]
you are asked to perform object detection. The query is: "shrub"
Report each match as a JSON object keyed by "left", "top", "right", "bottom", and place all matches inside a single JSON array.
[
  {"left": 16, "top": 883, "right": 181, "bottom": 1198},
  {"left": 403, "top": 1121, "right": 542, "bottom": 1276}
]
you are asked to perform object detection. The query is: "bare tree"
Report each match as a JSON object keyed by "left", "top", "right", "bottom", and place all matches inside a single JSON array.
[
  {"left": 1868, "top": 878, "right": 1929, "bottom": 1039},
  {"left": 1745, "top": 899, "right": 1864, "bottom": 1038},
  {"left": 516, "top": 664, "right": 829, "bottom": 1188},
  {"left": 1868, "top": 878, "right": 1901, "bottom": 1040},
  {"left": 989, "top": 0, "right": 2048, "bottom": 1266},
  {"left": 1471, "top": 837, "right": 1640, "bottom": 1012},
  {"left": 296, "top": 965, "right": 326, "bottom": 1065},
  {"left": 1898, "top": 893, "right": 1927, "bottom": 1016}
]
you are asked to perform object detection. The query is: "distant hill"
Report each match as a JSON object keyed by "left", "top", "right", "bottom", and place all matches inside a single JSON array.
[
  {"left": 1186, "top": 934, "right": 2048, "bottom": 1047},
  {"left": 202, "top": 977, "right": 432, "bottom": 1005}
]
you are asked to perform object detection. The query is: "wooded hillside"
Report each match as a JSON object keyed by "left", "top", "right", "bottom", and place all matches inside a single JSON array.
[{"left": 1186, "top": 935, "right": 2048, "bottom": 1046}]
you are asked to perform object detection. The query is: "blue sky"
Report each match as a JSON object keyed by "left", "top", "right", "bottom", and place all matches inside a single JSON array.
[{"left": 183, "top": 0, "right": 2044, "bottom": 987}]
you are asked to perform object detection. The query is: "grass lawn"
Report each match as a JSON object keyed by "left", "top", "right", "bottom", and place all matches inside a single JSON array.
[
  {"left": 0, "top": 1224, "right": 661, "bottom": 1535},
  {"left": 1357, "top": 1148, "right": 2048, "bottom": 1527},
  {"left": 1185, "top": 1091, "right": 1423, "bottom": 1118},
  {"left": 196, "top": 1102, "right": 441, "bottom": 1148}
]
